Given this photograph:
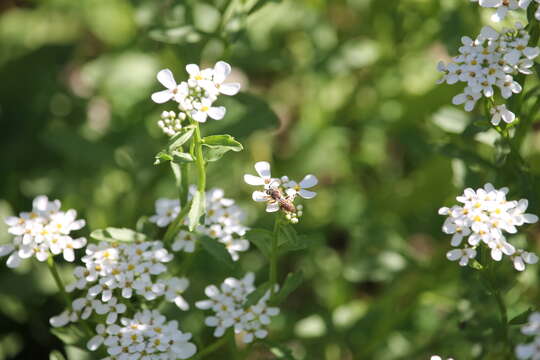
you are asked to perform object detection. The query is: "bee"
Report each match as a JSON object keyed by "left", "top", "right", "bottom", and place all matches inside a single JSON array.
[{"left": 266, "top": 188, "right": 296, "bottom": 213}]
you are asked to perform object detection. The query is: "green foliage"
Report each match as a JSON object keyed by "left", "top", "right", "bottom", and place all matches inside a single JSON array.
[
  {"left": 202, "top": 134, "right": 243, "bottom": 162},
  {"left": 198, "top": 235, "right": 235, "bottom": 269}
]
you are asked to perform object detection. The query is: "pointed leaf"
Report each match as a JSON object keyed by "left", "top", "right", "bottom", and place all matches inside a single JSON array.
[
  {"left": 198, "top": 235, "right": 234, "bottom": 268},
  {"left": 244, "top": 281, "right": 272, "bottom": 308},
  {"left": 168, "top": 126, "right": 195, "bottom": 152},
  {"left": 510, "top": 308, "right": 534, "bottom": 325},
  {"left": 246, "top": 229, "right": 273, "bottom": 258},
  {"left": 271, "top": 271, "right": 303, "bottom": 305},
  {"left": 188, "top": 190, "right": 205, "bottom": 231},
  {"left": 90, "top": 228, "right": 147, "bottom": 243},
  {"left": 202, "top": 134, "right": 243, "bottom": 162}
]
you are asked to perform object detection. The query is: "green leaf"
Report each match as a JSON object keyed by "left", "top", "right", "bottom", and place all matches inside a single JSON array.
[
  {"left": 168, "top": 126, "right": 195, "bottom": 152},
  {"left": 188, "top": 190, "right": 206, "bottom": 231},
  {"left": 271, "top": 271, "right": 303, "bottom": 305},
  {"left": 171, "top": 151, "right": 195, "bottom": 163},
  {"left": 510, "top": 308, "right": 534, "bottom": 325},
  {"left": 261, "top": 340, "right": 296, "bottom": 360},
  {"left": 198, "top": 235, "right": 234, "bottom": 268},
  {"left": 90, "top": 227, "right": 147, "bottom": 243},
  {"left": 202, "top": 134, "right": 243, "bottom": 162},
  {"left": 154, "top": 151, "right": 173, "bottom": 165},
  {"left": 277, "top": 224, "right": 308, "bottom": 254},
  {"left": 50, "top": 325, "right": 86, "bottom": 346},
  {"left": 244, "top": 281, "right": 272, "bottom": 307},
  {"left": 170, "top": 162, "right": 181, "bottom": 189},
  {"left": 148, "top": 26, "right": 202, "bottom": 45},
  {"left": 49, "top": 350, "right": 66, "bottom": 360},
  {"left": 245, "top": 228, "right": 273, "bottom": 258}
]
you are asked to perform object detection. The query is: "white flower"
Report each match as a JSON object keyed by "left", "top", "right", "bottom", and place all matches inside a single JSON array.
[
  {"left": 244, "top": 161, "right": 277, "bottom": 189},
  {"left": 490, "top": 104, "right": 516, "bottom": 126},
  {"left": 190, "top": 98, "right": 226, "bottom": 123},
  {"left": 439, "top": 184, "right": 538, "bottom": 270},
  {"left": 149, "top": 198, "right": 180, "bottom": 227},
  {"left": 211, "top": 61, "right": 241, "bottom": 96},
  {"left": 161, "top": 277, "right": 190, "bottom": 310},
  {"left": 430, "top": 356, "right": 454, "bottom": 360},
  {"left": 447, "top": 247, "right": 477, "bottom": 266},
  {"left": 172, "top": 230, "right": 197, "bottom": 253},
  {"left": 284, "top": 174, "right": 318, "bottom": 199},
  {"left": 151, "top": 69, "right": 186, "bottom": 104},
  {"left": 452, "top": 87, "right": 482, "bottom": 112}
]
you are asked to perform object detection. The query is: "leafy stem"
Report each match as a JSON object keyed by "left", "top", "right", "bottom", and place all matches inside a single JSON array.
[{"left": 270, "top": 215, "right": 281, "bottom": 296}]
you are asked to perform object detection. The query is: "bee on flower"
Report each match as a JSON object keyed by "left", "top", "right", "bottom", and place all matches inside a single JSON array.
[{"left": 244, "top": 161, "right": 317, "bottom": 223}]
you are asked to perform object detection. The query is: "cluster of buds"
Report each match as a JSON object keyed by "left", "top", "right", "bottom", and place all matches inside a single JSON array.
[
  {"left": 151, "top": 61, "right": 241, "bottom": 135},
  {"left": 0, "top": 195, "right": 86, "bottom": 267},
  {"left": 244, "top": 161, "right": 317, "bottom": 223},
  {"left": 437, "top": 24, "right": 540, "bottom": 125},
  {"left": 438, "top": 183, "right": 538, "bottom": 270},
  {"left": 158, "top": 110, "right": 185, "bottom": 136}
]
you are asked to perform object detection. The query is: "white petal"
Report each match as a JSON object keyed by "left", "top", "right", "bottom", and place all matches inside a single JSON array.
[
  {"left": 87, "top": 335, "right": 104, "bottom": 351},
  {"left": 446, "top": 249, "right": 462, "bottom": 261},
  {"left": 298, "top": 189, "right": 317, "bottom": 199},
  {"left": 151, "top": 90, "right": 173, "bottom": 104},
  {"left": 185, "top": 64, "right": 200, "bottom": 77},
  {"left": 219, "top": 82, "right": 241, "bottom": 95},
  {"left": 191, "top": 110, "right": 207, "bottom": 123},
  {"left": 208, "top": 106, "right": 226, "bottom": 120},
  {"left": 244, "top": 174, "right": 265, "bottom": 186},
  {"left": 6, "top": 253, "right": 21, "bottom": 268},
  {"left": 157, "top": 69, "right": 177, "bottom": 89},
  {"left": 252, "top": 191, "right": 267, "bottom": 202},
  {"left": 299, "top": 174, "right": 318, "bottom": 188},
  {"left": 254, "top": 161, "right": 271, "bottom": 178},
  {"left": 213, "top": 61, "right": 231, "bottom": 84},
  {"left": 0, "top": 244, "right": 14, "bottom": 257},
  {"left": 176, "top": 343, "right": 197, "bottom": 359},
  {"left": 266, "top": 203, "right": 280, "bottom": 212}
]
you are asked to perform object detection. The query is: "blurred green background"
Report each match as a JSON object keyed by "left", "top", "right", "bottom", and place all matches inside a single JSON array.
[{"left": 1, "top": 0, "right": 540, "bottom": 359}]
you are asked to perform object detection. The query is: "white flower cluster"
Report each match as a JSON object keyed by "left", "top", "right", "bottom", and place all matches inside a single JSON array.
[
  {"left": 430, "top": 356, "right": 454, "bottom": 360},
  {"left": 68, "top": 240, "right": 189, "bottom": 308},
  {"left": 195, "top": 272, "right": 279, "bottom": 344},
  {"left": 0, "top": 195, "right": 86, "bottom": 268},
  {"left": 244, "top": 161, "right": 317, "bottom": 223},
  {"left": 439, "top": 183, "right": 538, "bottom": 270},
  {"left": 150, "top": 188, "right": 249, "bottom": 261},
  {"left": 50, "top": 240, "right": 190, "bottom": 331},
  {"left": 151, "top": 61, "right": 241, "bottom": 134},
  {"left": 471, "top": 0, "right": 540, "bottom": 22},
  {"left": 87, "top": 309, "right": 197, "bottom": 360},
  {"left": 437, "top": 24, "right": 540, "bottom": 125},
  {"left": 516, "top": 312, "right": 540, "bottom": 359}
]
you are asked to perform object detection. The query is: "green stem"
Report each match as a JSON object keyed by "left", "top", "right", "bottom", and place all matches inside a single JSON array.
[
  {"left": 193, "top": 334, "right": 230, "bottom": 360},
  {"left": 192, "top": 121, "right": 206, "bottom": 193},
  {"left": 163, "top": 204, "right": 191, "bottom": 244},
  {"left": 180, "top": 161, "right": 189, "bottom": 207},
  {"left": 493, "top": 289, "right": 510, "bottom": 351},
  {"left": 47, "top": 255, "right": 71, "bottom": 307},
  {"left": 269, "top": 216, "right": 281, "bottom": 296}
]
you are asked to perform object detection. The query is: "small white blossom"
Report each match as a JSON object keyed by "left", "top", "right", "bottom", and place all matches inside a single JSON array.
[
  {"left": 149, "top": 198, "right": 180, "bottom": 227},
  {"left": 490, "top": 104, "right": 516, "bottom": 126},
  {"left": 516, "top": 312, "right": 540, "bottom": 359}
]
